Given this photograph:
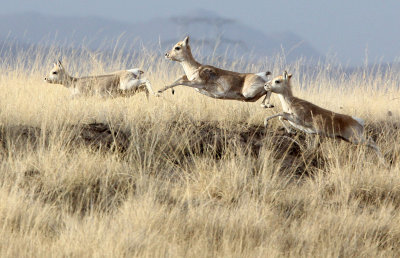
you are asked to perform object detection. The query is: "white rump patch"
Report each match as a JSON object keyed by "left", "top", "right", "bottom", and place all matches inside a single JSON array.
[
  {"left": 256, "top": 72, "right": 270, "bottom": 82},
  {"left": 127, "top": 68, "right": 142, "bottom": 77},
  {"left": 352, "top": 116, "right": 365, "bottom": 126},
  {"left": 120, "top": 79, "right": 141, "bottom": 90}
]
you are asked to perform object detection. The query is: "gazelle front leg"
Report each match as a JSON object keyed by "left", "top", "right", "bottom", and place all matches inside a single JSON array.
[
  {"left": 279, "top": 116, "right": 295, "bottom": 134},
  {"left": 264, "top": 112, "right": 300, "bottom": 129},
  {"left": 264, "top": 113, "right": 283, "bottom": 127},
  {"left": 158, "top": 76, "right": 206, "bottom": 93},
  {"left": 158, "top": 75, "right": 188, "bottom": 94},
  {"left": 168, "top": 76, "right": 188, "bottom": 95}
]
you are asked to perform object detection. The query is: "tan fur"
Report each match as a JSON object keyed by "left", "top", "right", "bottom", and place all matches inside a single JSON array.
[
  {"left": 44, "top": 60, "right": 157, "bottom": 98},
  {"left": 160, "top": 36, "right": 273, "bottom": 107},
  {"left": 264, "top": 71, "right": 382, "bottom": 156}
]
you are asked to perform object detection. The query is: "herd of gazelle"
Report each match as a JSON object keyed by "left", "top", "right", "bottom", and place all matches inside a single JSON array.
[{"left": 44, "top": 36, "right": 383, "bottom": 160}]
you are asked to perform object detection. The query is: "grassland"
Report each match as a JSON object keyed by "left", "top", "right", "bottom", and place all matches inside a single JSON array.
[{"left": 0, "top": 45, "right": 399, "bottom": 257}]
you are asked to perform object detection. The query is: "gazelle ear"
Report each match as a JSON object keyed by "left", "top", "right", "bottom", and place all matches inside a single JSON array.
[
  {"left": 57, "top": 59, "right": 63, "bottom": 68},
  {"left": 283, "top": 71, "right": 288, "bottom": 80},
  {"left": 283, "top": 71, "right": 292, "bottom": 80},
  {"left": 182, "top": 36, "right": 189, "bottom": 46}
]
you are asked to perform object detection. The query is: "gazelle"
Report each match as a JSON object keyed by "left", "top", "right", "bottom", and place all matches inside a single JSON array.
[
  {"left": 264, "top": 71, "right": 382, "bottom": 156},
  {"left": 44, "top": 60, "right": 158, "bottom": 98},
  {"left": 158, "top": 36, "right": 274, "bottom": 108}
]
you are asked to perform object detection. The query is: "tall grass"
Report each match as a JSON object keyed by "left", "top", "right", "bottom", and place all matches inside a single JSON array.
[{"left": 0, "top": 42, "right": 399, "bottom": 257}]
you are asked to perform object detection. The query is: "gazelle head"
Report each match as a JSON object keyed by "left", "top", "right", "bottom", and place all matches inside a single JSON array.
[
  {"left": 44, "top": 60, "right": 69, "bottom": 84},
  {"left": 264, "top": 71, "right": 292, "bottom": 94},
  {"left": 165, "top": 36, "right": 191, "bottom": 62}
]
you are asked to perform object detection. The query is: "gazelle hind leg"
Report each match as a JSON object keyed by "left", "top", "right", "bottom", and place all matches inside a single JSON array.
[
  {"left": 242, "top": 78, "right": 274, "bottom": 108},
  {"left": 365, "top": 139, "right": 383, "bottom": 158},
  {"left": 348, "top": 128, "right": 381, "bottom": 155},
  {"left": 365, "top": 138, "right": 387, "bottom": 167},
  {"left": 143, "top": 79, "right": 159, "bottom": 96},
  {"left": 349, "top": 131, "right": 386, "bottom": 166},
  {"left": 261, "top": 91, "right": 274, "bottom": 108},
  {"left": 256, "top": 71, "right": 273, "bottom": 108},
  {"left": 144, "top": 87, "right": 150, "bottom": 100},
  {"left": 121, "top": 78, "right": 158, "bottom": 96}
]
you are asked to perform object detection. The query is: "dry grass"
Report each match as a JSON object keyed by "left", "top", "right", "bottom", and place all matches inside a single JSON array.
[{"left": 0, "top": 44, "right": 399, "bottom": 257}]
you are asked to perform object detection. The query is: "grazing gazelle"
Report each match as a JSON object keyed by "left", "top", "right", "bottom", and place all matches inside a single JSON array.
[
  {"left": 264, "top": 71, "right": 382, "bottom": 155},
  {"left": 44, "top": 60, "right": 158, "bottom": 98},
  {"left": 158, "top": 36, "right": 274, "bottom": 108}
]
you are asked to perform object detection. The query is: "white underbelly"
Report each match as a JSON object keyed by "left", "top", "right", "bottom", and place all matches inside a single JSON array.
[{"left": 289, "top": 121, "right": 317, "bottom": 134}]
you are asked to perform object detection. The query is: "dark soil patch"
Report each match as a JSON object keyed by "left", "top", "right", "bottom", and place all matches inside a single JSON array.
[{"left": 0, "top": 121, "right": 393, "bottom": 175}]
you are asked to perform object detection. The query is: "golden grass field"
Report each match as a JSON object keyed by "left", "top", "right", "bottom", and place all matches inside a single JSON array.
[{"left": 0, "top": 45, "right": 399, "bottom": 257}]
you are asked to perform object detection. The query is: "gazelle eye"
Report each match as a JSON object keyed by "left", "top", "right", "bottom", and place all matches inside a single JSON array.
[
  {"left": 175, "top": 46, "right": 181, "bottom": 51},
  {"left": 52, "top": 71, "right": 58, "bottom": 75},
  {"left": 275, "top": 80, "right": 280, "bottom": 84}
]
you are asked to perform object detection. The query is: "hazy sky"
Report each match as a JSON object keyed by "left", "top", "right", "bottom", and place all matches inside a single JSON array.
[{"left": 2, "top": 0, "right": 400, "bottom": 65}]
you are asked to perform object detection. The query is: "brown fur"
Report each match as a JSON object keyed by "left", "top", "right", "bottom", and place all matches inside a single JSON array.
[
  {"left": 44, "top": 61, "right": 156, "bottom": 98},
  {"left": 283, "top": 94, "right": 362, "bottom": 138},
  {"left": 160, "top": 37, "right": 273, "bottom": 106},
  {"left": 264, "top": 71, "right": 382, "bottom": 157}
]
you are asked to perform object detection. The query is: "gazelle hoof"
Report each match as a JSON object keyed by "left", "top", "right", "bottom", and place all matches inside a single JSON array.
[
  {"left": 286, "top": 130, "right": 295, "bottom": 136},
  {"left": 261, "top": 103, "right": 274, "bottom": 109}
]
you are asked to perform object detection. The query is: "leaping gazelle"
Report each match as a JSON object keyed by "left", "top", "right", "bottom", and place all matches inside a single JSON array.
[
  {"left": 264, "top": 71, "right": 383, "bottom": 159},
  {"left": 45, "top": 60, "right": 158, "bottom": 98},
  {"left": 158, "top": 36, "right": 274, "bottom": 108}
]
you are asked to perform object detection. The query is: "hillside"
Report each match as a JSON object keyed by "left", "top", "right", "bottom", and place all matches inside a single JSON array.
[
  {"left": 0, "top": 10, "right": 322, "bottom": 62},
  {"left": 0, "top": 44, "right": 399, "bottom": 257}
]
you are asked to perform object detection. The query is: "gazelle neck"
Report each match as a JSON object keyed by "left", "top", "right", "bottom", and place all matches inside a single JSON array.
[
  {"left": 281, "top": 85, "right": 294, "bottom": 99},
  {"left": 276, "top": 85, "right": 295, "bottom": 112},
  {"left": 181, "top": 51, "right": 201, "bottom": 80},
  {"left": 61, "top": 74, "right": 77, "bottom": 88}
]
